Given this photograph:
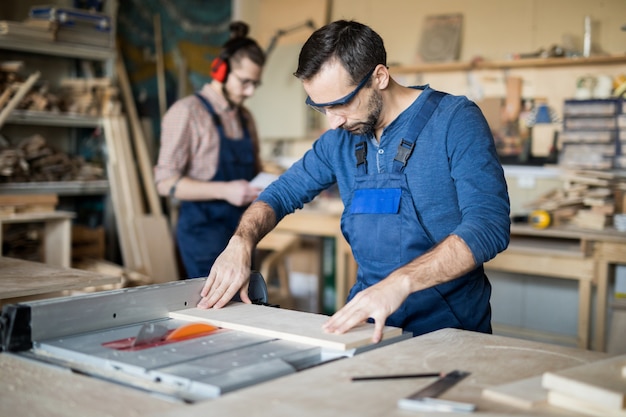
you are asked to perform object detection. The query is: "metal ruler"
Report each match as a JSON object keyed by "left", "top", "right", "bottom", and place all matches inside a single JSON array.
[{"left": 397, "top": 370, "right": 476, "bottom": 413}]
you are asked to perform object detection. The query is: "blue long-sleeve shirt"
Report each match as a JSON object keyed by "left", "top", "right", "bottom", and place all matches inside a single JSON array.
[{"left": 259, "top": 86, "right": 510, "bottom": 266}]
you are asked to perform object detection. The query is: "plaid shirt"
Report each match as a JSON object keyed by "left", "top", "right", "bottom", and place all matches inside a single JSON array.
[{"left": 154, "top": 84, "right": 260, "bottom": 184}]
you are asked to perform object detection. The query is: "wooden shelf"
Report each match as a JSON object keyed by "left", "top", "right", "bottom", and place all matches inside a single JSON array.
[
  {"left": 6, "top": 110, "right": 103, "bottom": 128},
  {"left": 0, "top": 180, "right": 109, "bottom": 196},
  {"left": 389, "top": 54, "right": 626, "bottom": 74},
  {"left": 0, "top": 35, "right": 114, "bottom": 60}
]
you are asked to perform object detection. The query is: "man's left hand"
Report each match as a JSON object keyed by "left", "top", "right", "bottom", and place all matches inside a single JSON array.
[{"left": 321, "top": 275, "right": 408, "bottom": 343}]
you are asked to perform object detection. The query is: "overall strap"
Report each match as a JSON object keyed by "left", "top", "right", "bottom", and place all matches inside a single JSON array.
[
  {"left": 355, "top": 140, "right": 368, "bottom": 175},
  {"left": 392, "top": 90, "right": 445, "bottom": 173},
  {"left": 194, "top": 92, "right": 222, "bottom": 128},
  {"left": 194, "top": 92, "right": 250, "bottom": 139}
]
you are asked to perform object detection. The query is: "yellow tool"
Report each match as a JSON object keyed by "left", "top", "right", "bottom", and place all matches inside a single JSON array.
[{"left": 529, "top": 210, "right": 551, "bottom": 229}]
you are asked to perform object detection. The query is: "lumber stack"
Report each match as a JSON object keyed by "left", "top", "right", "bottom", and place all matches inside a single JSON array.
[
  {"left": 99, "top": 51, "right": 180, "bottom": 283},
  {"left": 71, "top": 258, "right": 151, "bottom": 292},
  {"left": 0, "top": 63, "right": 120, "bottom": 118},
  {"left": 59, "top": 78, "right": 121, "bottom": 117},
  {"left": 0, "top": 194, "right": 58, "bottom": 216},
  {"left": 541, "top": 354, "right": 626, "bottom": 417},
  {"left": 0, "top": 134, "right": 104, "bottom": 183},
  {"left": 0, "top": 7, "right": 113, "bottom": 48},
  {"left": 102, "top": 116, "right": 178, "bottom": 283},
  {"left": 525, "top": 169, "right": 626, "bottom": 230},
  {"left": 0, "top": 20, "right": 56, "bottom": 42}
]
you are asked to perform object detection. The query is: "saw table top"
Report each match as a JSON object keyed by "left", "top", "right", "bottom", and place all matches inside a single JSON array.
[{"left": 1, "top": 328, "right": 608, "bottom": 417}]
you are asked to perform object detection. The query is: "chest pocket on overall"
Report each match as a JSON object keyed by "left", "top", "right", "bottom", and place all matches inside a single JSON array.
[
  {"left": 347, "top": 176, "right": 406, "bottom": 265},
  {"left": 351, "top": 188, "right": 401, "bottom": 214}
]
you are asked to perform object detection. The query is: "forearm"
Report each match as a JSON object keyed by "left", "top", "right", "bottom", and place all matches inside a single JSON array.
[
  {"left": 156, "top": 176, "right": 230, "bottom": 201},
  {"left": 232, "top": 201, "right": 277, "bottom": 246},
  {"left": 390, "top": 234, "right": 477, "bottom": 295}
]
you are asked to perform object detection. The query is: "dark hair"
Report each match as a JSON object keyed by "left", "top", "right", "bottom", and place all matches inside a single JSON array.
[
  {"left": 223, "top": 21, "right": 266, "bottom": 68},
  {"left": 294, "top": 20, "right": 386, "bottom": 84}
]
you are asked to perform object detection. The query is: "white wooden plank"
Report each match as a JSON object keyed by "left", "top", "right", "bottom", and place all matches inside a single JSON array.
[
  {"left": 116, "top": 52, "right": 162, "bottom": 216},
  {"left": 481, "top": 375, "right": 546, "bottom": 409},
  {"left": 102, "top": 117, "right": 144, "bottom": 271},
  {"left": 548, "top": 391, "right": 626, "bottom": 417},
  {"left": 111, "top": 116, "right": 177, "bottom": 281},
  {"left": 134, "top": 215, "right": 178, "bottom": 282},
  {"left": 542, "top": 354, "right": 626, "bottom": 411},
  {"left": 169, "top": 303, "right": 403, "bottom": 351}
]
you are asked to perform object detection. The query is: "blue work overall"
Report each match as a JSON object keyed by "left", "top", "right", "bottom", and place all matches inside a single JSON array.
[
  {"left": 343, "top": 91, "right": 492, "bottom": 336},
  {"left": 176, "top": 93, "right": 256, "bottom": 278}
]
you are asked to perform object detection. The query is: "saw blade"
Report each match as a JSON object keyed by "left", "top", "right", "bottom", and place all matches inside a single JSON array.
[{"left": 133, "top": 323, "right": 169, "bottom": 347}]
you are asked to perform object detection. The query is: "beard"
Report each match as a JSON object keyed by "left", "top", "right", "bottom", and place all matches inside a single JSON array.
[
  {"left": 222, "top": 84, "right": 243, "bottom": 108},
  {"left": 342, "top": 90, "right": 382, "bottom": 136}
]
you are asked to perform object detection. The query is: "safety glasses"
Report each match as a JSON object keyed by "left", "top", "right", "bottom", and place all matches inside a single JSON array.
[
  {"left": 230, "top": 72, "right": 262, "bottom": 89},
  {"left": 305, "top": 67, "right": 376, "bottom": 114}
]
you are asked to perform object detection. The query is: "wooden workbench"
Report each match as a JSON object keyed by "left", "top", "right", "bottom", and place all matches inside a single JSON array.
[
  {"left": 0, "top": 257, "right": 121, "bottom": 306},
  {"left": 272, "top": 206, "right": 626, "bottom": 351},
  {"left": 486, "top": 224, "right": 626, "bottom": 351},
  {"left": 0, "top": 211, "right": 74, "bottom": 267},
  {"left": 0, "top": 328, "right": 607, "bottom": 417}
]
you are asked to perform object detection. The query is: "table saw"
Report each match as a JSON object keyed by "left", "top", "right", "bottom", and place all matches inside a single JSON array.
[{"left": 0, "top": 273, "right": 408, "bottom": 403}]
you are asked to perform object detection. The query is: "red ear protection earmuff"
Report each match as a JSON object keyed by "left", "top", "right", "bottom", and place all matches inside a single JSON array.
[
  {"left": 210, "top": 56, "right": 229, "bottom": 83},
  {"left": 210, "top": 37, "right": 256, "bottom": 83}
]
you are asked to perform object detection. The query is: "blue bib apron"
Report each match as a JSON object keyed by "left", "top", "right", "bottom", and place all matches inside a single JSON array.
[
  {"left": 342, "top": 91, "right": 492, "bottom": 335},
  {"left": 176, "top": 93, "right": 256, "bottom": 278}
]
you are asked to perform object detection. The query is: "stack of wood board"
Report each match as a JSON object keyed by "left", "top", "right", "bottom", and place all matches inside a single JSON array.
[
  {"left": 560, "top": 98, "right": 622, "bottom": 170},
  {"left": 0, "top": 194, "right": 57, "bottom": 216},
  {"left": 27, "top": 6, "right": 113, "bottom": 48},
  {"left": 541, "top": 354, "right": 626, "bottom": 417},
  {"left": 0, "top": 134, "right": 104, "bottom": 182},
  {"left": 0, "top": 20, "right": 55, "bottom": 41},
  {"left": 59, "top": 78, "right": 120, "bottom": 117},
  {"left": 102, "top": 116, "right": 178, "bottom": 283},
  {"left": 481, "top": 375, "right": 548, "bottom": 410},
  {"left": 525, "top": 169, "right": 626, "bottom": 230}
]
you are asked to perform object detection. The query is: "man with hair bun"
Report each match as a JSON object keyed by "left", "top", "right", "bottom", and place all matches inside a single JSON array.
[{"left": 154, "top": 21, "right": 266, "bottom": 278}]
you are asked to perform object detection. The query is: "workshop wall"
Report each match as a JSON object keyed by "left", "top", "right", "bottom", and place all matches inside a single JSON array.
[
  {"left": 237, "top": 0, "right": 626, "bottom": 143},
  {"left": 239, "top": 0, "right": 626, "bottom": 64}
]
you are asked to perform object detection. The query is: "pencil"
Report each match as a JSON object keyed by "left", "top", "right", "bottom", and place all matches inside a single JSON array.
[{"left": 351, "top": 372, "right": 442, "bottom": 381}]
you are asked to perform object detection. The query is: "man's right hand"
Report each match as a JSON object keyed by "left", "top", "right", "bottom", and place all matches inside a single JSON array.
[{"left": 197, "top": 235, "right": 253, "bottom": 309}]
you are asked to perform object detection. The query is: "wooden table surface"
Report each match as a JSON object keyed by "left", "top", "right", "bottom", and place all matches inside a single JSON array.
[
  {"left": 0, "top": 256, "right": 120, "bottom": 301},
  {"left": 154, "top": 328, "right": 605, "bottom": 417},
  {"left": 0, "top": 328, "right": 607, "bottom": 417}
]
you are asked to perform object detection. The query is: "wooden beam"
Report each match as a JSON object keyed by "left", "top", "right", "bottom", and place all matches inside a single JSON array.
[
  {"left": 115, "top": 53, "right": 162, "bottom": 216},
  {"left": 0, "top": 71, "right": 40, "bottom": 128}
]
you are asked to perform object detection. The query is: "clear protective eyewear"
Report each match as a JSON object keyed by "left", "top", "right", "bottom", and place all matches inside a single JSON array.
[
  {"left": 230, "top": 72, "right": 262, "bottom": 89},
  {"left": 305, "top": 67, "right": 376, "bottom": 114}
]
